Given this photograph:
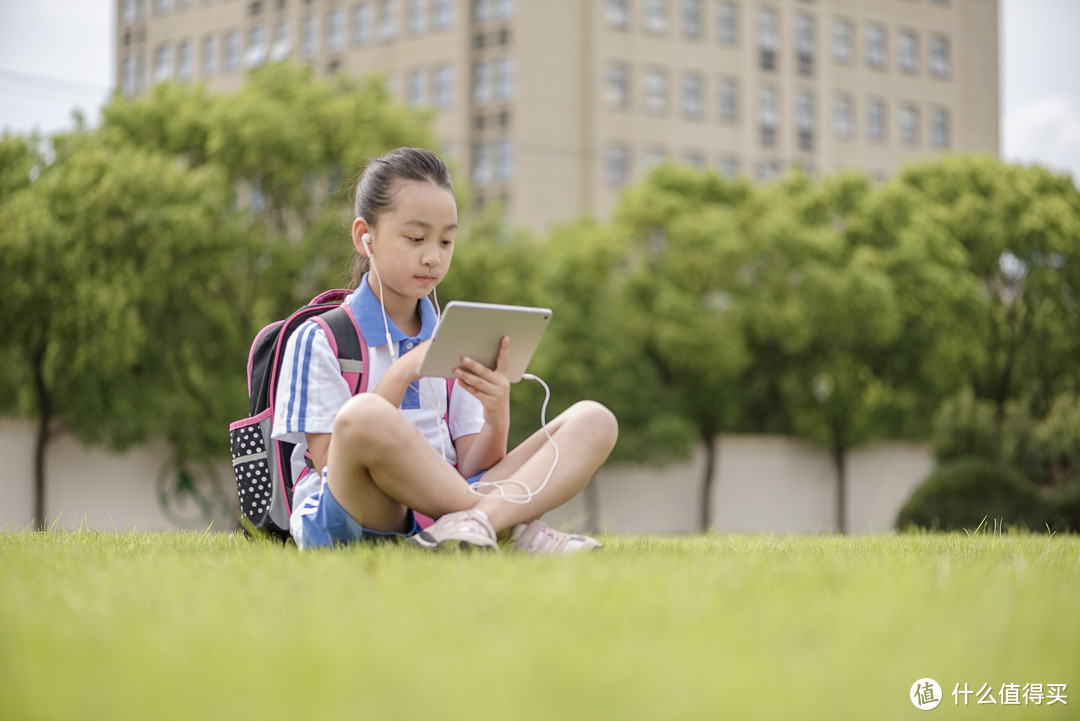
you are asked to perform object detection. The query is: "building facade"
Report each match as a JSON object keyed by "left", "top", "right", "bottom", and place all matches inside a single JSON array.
[{"left": 116, "top": 0, "right": 999, "bottom": 232}]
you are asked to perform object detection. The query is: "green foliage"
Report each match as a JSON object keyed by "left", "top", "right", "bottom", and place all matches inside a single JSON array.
[
  {"left": 1049, "top": 479, "right": 1080, "bottom": 532},
  {"left": 931, "top": 388, "right": 1004, "bottom": 463},
  {"left": 0, "top": 131, "right": 247, "bottom": 456},
  {"left": 0, "top": 63, "right": 439, "bottom": 498},
  {"left": 896, "top": 458, "right": 1055, "bottom": 532}
]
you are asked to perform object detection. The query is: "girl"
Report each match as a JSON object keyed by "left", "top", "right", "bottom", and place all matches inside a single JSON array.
[{"left": 271, "top": 147, "right": 618, "bottom": 552}]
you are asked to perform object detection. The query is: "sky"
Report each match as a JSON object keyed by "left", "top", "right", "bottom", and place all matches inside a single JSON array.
[{"left": 0, "top": 0, "right": 1078, "bottom": 183}]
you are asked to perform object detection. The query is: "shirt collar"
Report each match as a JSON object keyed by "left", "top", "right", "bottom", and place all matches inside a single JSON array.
[{"left": 348, "top": 272, "right": 439, "bottom": 345}]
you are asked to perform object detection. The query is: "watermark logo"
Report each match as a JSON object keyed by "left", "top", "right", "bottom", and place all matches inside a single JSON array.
[{"left": 911, "top": 678, "right": 943, "bottom": 710}]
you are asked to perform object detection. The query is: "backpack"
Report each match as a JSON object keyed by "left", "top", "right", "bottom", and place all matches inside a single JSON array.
[{"left": 229, "top": 289, "right": 368, "bottom": 539}]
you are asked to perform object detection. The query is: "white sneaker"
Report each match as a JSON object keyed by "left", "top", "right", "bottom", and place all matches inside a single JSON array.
[
  {"left": 411, "top": 509, "right": 498, "bottom": 550},
  {"left": 510, "top": 520, "right": 603, "bottom": 555}
]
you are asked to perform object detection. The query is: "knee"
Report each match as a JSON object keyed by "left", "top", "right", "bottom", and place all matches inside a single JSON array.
[
  {"left": 566, "top": 400, "right": 619, "bottom": 453},
  {"left": 332, "top": 393, "right": 402, "bottom": 448}
]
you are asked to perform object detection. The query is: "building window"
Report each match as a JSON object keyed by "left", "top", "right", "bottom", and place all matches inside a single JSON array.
[
  {"left": 408, "top": 67, "right": 426, "bottom": 106},
  {"left": 758, "top": 6, "right": 778, "bottom": 71},
  {"left": 177, "top": 40, "right": 192, "bottom": 81},
  {"left": 156, "top": 0, "right": 173, "bottom": 15},
  {"left": 717, "top": 1, "right": 737, "bottom": 45},
  {"left": 494, "top": 56, "right": 513, "bottom": 102},
  {"left": 494, "top": 0, "right": 513, "bottom": 21},
  {"left": 682, "top": 72, "right": 703, "bottom": 119},
  {"left": 434, "top": 0, "right": 453, "bottom": 30},
  {"left": 302, "top": 15, "right": 318, "bottom": 57},
  {"left": 122, "top": 0, "right": 136, "bottom": 26},
  {"left": 717, "top": 155, "right": 739, "bottom": 178},
  {"left": 354, "top": 3, "right": 374, "bottom": 46},
  {"left": 832, "top": 17, "right": 853, "bottom": 64},
  {"left": 121, "top": 55, "right": 136, "bottom": 94},
  {"left": 718, "top": 77, "right": 737, "bottom": 123},
  {"left": 755, "top": 161, "right": 782, "bottom": 183},
  {"left": 607, "top": 0, "right": 631, "bottom": 29},
  {"left": 898, "top": 28, "right": 918, "bottom": 73},
  {"left": 202, "top": 34, "right": 218, "bottom": 76},
  {"left": 758, "top": 84, "right": 778, "bottom": 148},
  {"left": 867, "top": 97, "right": 886, "bottom": 141},
  {"left": 433, "top": 63, "right": 453, "bottom": 108},
  {"left": 327, "top": 8, "right": 346, "bottom": 51},
  {"left": 608, "top": 143, "right": 631, "bottom": 187},
  {"left": 154, "top": 43, "right": 173, "bottom": 83},
  {"left": 681, "top": 150, "right": 705, "bottom": 169},
  {"left": 643, "top": 67, "right": 667, "bottom": 115},
  {"left": 795, "top": 13, "right": 814, "bottom": 76},
  {"left": 473, "top": 60, "right": 491, "bottom": 105},
  {"left": 245, "top": 25, "right": 268, "bottom": 67},
  {"left": 796, "top": 90, "right": 814, "bottom": 152},
  {"left": 496, "top": 137, "right": 513, "bottom": 182},
  {"left": 930, "top": 34, "right": 950, "bottom": 77},
  {"left": 134, "top": 52, "right": 148, "bottom": 92},
  {"left": 270, "top": 20, "right": 291, "bottom": 61},
  {"left": 931, "top": 105, "right": 950, "bottom": 148},
  {"left": 899, "top": 102, "right": 919, "bottom": 146},
  {"left": 609, "top": 0, "right": 630, "bottom": 28},
  {"left": 225, "top": 30, "right": 241, "bottom": 70},
  {"left": 833, "top": 92, "right": 853, "bottom": 139},
  {"left": 473, "top": 0, "right": 490, "bottom": 23},
  {"left": 408, "top": 0, "right": 427, "bottom": 34},
  {"left": 606, "top": 61, "right": 630, "bottom": 110},
  {"left": 643, "top": 146, "right": 668, "bottom": 171},
  {"left": 644, "top": 0, "right": 667, "bottom": 34},
  {"left": 865, "top": 22, "right": 886, "bottom": 69},
  {"left": 683, "top": 0, "right": 702, "bottom": 39},
  {"left": 379, "top": 0, "right": 397, "bottom": 41},
  {"left": 473, "top": 143, "right": 492, "bottom": 188}
]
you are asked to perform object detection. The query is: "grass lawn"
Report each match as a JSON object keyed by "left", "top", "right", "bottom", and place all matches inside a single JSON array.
[{"left": 0, "top": 529, "right": 1076, "bottom": 721}]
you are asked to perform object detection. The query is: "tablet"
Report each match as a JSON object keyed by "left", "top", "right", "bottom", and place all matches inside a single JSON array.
[{"left": 417, "top": 301, "right": 552, "bottom": 383}]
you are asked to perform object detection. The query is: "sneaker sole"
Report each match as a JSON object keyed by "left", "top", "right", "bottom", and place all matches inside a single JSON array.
[{"left": 411, "top": 531, "right": 497, "bottom": 552}]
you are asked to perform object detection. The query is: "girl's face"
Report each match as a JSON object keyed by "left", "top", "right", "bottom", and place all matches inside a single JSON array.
[{"left": 355, "top": 179, "right": 458, "bottom": 303}]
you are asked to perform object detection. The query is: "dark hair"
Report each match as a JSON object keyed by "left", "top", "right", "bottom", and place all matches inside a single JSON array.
[{"left": 350, "top": 147, "right": 454, "bottom": 286}]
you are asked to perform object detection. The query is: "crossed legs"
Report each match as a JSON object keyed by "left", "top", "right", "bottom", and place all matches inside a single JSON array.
[{"left": 325, "top": 393, "right": 618, "bottom": 534}]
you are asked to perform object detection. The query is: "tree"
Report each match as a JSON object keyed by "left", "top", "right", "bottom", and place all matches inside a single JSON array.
[
  {"left": 614, "top": 164, "right": 754, "bottom": 531},
  {"left": 732, "top": 170, "right": 907, "bottom": 532},
  {"left": 855, "top": 156, "right": 1080, "bottom": 425},
  {"left": 0, "top": 132, "right": 247, "bottom": 530}
]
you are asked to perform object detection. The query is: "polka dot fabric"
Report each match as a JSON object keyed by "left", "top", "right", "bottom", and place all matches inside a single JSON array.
[{"left": 230, "top": 418, "right": 271, "bottom": 523}]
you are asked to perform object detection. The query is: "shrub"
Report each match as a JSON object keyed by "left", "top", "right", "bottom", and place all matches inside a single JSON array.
[
  {"left": 931, "top": 389, "right": 1002, "bottom": 463},
  {"left": 896, "top": 458, "right": 1055, "bottom": 532},
  {"left": 1028, "top": 394, "right": 1080, "bottom": 487},
  {"left": 1050, "top": 480, "right": 1080, "bottom": 533}
]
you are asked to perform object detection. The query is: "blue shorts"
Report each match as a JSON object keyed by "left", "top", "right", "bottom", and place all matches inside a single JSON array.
[{"left": 295, "top": 470, "right": 487, "bottom": 549}]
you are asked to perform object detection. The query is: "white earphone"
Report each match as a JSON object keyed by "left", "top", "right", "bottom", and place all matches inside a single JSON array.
[{"left": 361, "top": 230, "right": 397, "bottom": 362}]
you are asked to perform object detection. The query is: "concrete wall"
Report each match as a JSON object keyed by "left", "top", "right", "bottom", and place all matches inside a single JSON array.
[{"left": 1, "top": 418, "right": 932, "bottom": 535}]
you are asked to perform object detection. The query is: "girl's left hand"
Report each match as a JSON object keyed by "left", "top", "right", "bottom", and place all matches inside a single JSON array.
[{"left": 454, "top": 335, "right": 511, "bottom": 428}]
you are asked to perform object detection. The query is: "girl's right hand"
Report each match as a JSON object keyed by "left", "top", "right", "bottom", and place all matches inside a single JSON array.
[{"left": 395, "top": 339, "right": 432, "bottom": 381}]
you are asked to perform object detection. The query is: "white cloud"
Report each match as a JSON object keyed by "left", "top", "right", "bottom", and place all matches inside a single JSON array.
[{"left": 1003, "top": 95, "right": 1080, "bottom": 184}]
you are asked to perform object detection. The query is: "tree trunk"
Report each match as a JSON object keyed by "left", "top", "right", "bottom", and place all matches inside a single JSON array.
[
  {"left": 833, "top": 443, "right": 846, "bottom": 535},
  {"left": 700, "top": 435, "right": 718, "bottom": 533},
  {"left": 31, "top": 346, "right": 51, "bottom": 532}
]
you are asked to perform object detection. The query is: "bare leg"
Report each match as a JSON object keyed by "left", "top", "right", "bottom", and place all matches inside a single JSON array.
[
  {"left": 326, "top": 395, "right": 618, "bottom": 535},
  {"left": 325, "top": 393, "right": 477, "bottom": 532},
  {"left": 472, "top": 401, "right": 618, "bottom": 531}
]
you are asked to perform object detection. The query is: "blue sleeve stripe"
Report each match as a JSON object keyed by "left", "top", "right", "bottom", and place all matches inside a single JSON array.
[
  {"left": 285, "top": 323, "right": 313, "bottom": 431},
  {"left": 297, "top": 323, "right": 317, "bottom": 431}
]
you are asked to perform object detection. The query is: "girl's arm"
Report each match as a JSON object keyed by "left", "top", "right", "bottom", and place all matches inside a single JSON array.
[
  {"left": 453, "top": 337, "right": 511, "bottom": 478},
  {"left": 372, "top": 341, "right": 431, "bottom": 408}
]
